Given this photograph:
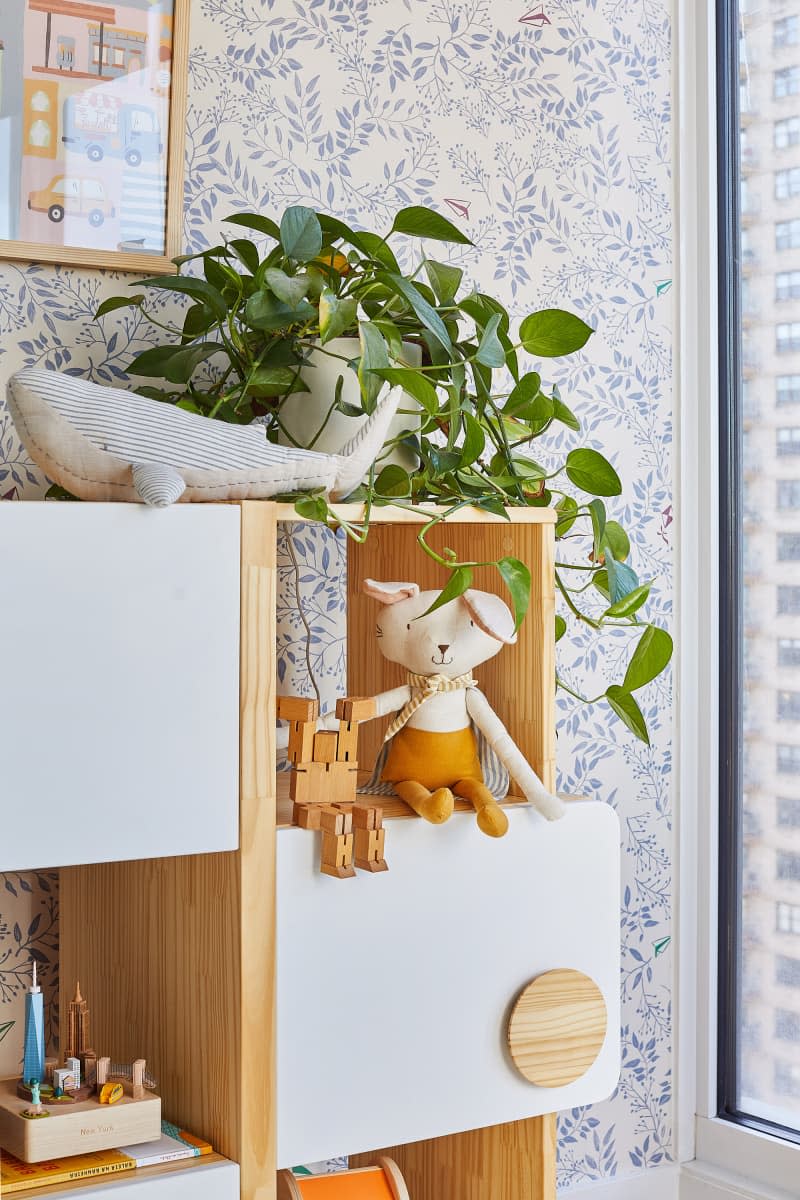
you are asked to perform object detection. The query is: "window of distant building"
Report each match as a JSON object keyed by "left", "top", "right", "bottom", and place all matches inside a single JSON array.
[
  {"left": 778, "top": 533, "right": 800, "bottom": 559},
  {"left": 776, "top": 116, "right": 800, "bottom": 149},
  {"left": 779, "top": 638, "right": 800, "bottom": 667},
  {"left": 777, "top": 219, "right": 800, "bottom": 250},
  {"left": 778, "top": 483, "right": 800, "bottom": 510},
  {"left": 777, "top": 851, "right": 800, "bottom": 880},
  {"left": 775, "top": 65, "right": 800, "bottom": 98},
  {"left": 777, "top": 744, "right": 800, "bottom": 773},
  {"left": 777, "top": 374, "right": 800, "bottom": 403},
  {"left": 776, "top": 955, "right": 800, "bottom": 986},
  {"left": 777, "top": 427, "right": 800, "bottom": 454},
  {"left": 776, "top": 167, "right": 800, "bottom": 199},
  {"left": 775, "top": 15, "right": 800, "bottom": 47},
  {"left": 778, "top": 689, "right": 800, "bottom": 718},
  {"left": 777, "top": 270, "right": 800, "bottom": 300},
  {"left": 778, "top": 797, "right": 800, "bottom": 828},
  {"left": 777, "top": 904, "right": 800, "bottom": 935},
  {"left": 777, "top": 322, "right": 800, "bottom": 351}
]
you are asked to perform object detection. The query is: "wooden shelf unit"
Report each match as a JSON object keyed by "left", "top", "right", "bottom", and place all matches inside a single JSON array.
[{"left": 38, "top": 501, "right": 607, "bottom": 1200}]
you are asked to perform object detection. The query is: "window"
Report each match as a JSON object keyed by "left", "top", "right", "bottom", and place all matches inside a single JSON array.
[
  {"left": 777, "top": 270, "right": 800, "bottom": 299},
  {"left": 777, "top": 482, "right": 800, "bottom": 509},
  {"left": 775, "top": 65, "right": 800, "bottom": 98},
  {"left": 778, "top": 797, "right": 800, "bottom": 827},
  {"left": 778, "top": 428, "right": 800, "bottom": 454},
  {"left": 777, "top": 374, "right": 800, "bottom": 403},
  {"left": 778, "top": 689, "right": 800, "bottom": 718},
  {"left": 779, "top": 638, "right": 800, "bottom": 667},
  {"left": 776, "top": 955, "right": 800, "bottom": 987},
  {"left": 775, "top": 1063, "right": 800, "bottom": 1097},
  {"left": 776, "top": 167, "right": 800, "bottom": 199},
  {"left": 776, "top": 117, "right": 800, "bottom": 149},
  {"left": 777, "top": 322, "right": 800, "bottom": 351},
  {"left": 778, "top": 745, "right": 800, "bottom": 773},
  {"left": 775, "top": 15, "right": 800, "bottom": 47},
  {"left": 776, "top": 1010, "right": 800, "bottom": 1042},
  {"left": 777, "top": 905, "right": 800, "bottom": 935},
  {"left": 778, "top": 533, "right": 800, "bottom": 559},
  {"left": 777, "top": 852, "right": 800, "bottom": 881},
  {"left": 778, "top": 586, "right": 800, "bottom": 613},
  {"left": 777, "top": 219, "right": 800, "bottom": 250}
]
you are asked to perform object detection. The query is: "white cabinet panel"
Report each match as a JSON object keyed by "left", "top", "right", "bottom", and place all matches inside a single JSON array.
[
  {"left": 42, "top": 1160, "right": 240, "bottom": 1198},
  {"left": 0, "top": 505, "right": 240, "bottom": 870},
  {"left": 276, "top": 801, "right": 620, "bottom": 1167}
]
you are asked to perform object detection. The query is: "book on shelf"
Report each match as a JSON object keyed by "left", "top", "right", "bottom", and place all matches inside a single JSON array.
[{"left": 0, "top": 1121, "right": 212, "bottom": 1193}]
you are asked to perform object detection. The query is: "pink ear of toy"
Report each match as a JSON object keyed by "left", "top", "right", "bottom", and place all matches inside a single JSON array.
[
  {"left": 362, "top": 578, "right": 421, "bottom": 605},
  {"left": 463, "top": 589, "right": 518, "bottom": 644}
]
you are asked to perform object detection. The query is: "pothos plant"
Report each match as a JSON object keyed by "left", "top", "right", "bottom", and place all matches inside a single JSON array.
[{"left": 96, "top": 203, "right": 672, "bottom": 744}]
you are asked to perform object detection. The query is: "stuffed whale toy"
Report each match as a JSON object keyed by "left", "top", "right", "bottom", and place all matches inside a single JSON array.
[
  {"left": 6, "top": 368, "right": 401, "bottom": 505},
  {"left": 349, "top": 579, "right": 565, "bottom": 837}
]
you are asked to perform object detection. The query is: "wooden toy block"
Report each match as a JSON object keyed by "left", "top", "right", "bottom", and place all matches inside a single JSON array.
[
  {"left": 327, "top": 760, "right": 358, "bottom": 805},
  {"left": 132, "top": 1059, "right": 146, "bottom": 1101},
  {"left": 277, "top": 696, "right": 319, "bottom": 723},
  {"left": 354, "top": 825, "right": 388, "bottom": 873},
  {"left": 320, "top": 831, "right": 355, "bottom": 879},
  {"left": 353, "top": 802, "right": 382, "bottom": 830},
  {"left": 320, "top": 805, "right": 352, "bottom": 835},
  {"left": 336, "top": 719, "right": 360, "bottom": 762},
  {"left": 290, "top": 760, "right": 327, "bottom": 804},
  {"left": 287, "top": 720, "right": 316, "bottom": 765},
  {"left": 293, "top": 802, "right": 323, "bottom": 830},
  {"left": 335, "top": 696, "right": 376, "bottom": 723},
  {"left": 313, "top": 730, "right": 339, "bottom": 763}
]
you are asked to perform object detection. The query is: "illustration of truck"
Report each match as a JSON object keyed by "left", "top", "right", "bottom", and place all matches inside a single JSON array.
[
  {"left": 62, "top": 93, "right": 162, "bottom": 168},
  {"left": 28, "top": 176, "right": 115, "bottom": 228}
]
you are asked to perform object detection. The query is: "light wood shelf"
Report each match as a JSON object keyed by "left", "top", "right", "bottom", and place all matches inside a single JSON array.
[{"left": 46, "top": 501, "right": 578, "bottom": 1200}]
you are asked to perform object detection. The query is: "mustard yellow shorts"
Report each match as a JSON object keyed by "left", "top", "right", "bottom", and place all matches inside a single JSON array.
[{"left": 381, "top": 725, "right": 483, "bottom": 790}]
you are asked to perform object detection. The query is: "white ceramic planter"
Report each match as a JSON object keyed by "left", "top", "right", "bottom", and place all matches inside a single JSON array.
[{"left": 277, "top": 336, "right": 422, "bottom": 471}]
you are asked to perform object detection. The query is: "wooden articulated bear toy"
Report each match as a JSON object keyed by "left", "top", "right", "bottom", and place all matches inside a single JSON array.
[{"left": 358, "top": 578, "right": 565, "bottom": 838}]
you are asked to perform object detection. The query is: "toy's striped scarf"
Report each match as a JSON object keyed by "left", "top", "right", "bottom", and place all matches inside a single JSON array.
[{"left": 383, "top": 671, "right": 477, "bottom": 742}]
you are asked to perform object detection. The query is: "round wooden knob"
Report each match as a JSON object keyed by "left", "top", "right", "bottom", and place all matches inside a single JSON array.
[{"left": 507, "top": 968, "right": 607, "bottom": 1087}]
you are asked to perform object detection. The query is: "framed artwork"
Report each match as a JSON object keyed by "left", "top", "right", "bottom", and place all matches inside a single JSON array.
[{"left": 0, "top": 0, "right": 188, "bottom": 274}]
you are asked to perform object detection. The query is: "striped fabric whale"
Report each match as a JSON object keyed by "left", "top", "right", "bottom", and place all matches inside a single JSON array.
[{"left": 7, "top": 368, "right": 401, "bottom": 506}]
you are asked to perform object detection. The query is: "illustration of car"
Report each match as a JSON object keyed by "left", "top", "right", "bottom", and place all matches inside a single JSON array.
[{"left": 27, "top": 176, "right": 115, "bottom": 227}]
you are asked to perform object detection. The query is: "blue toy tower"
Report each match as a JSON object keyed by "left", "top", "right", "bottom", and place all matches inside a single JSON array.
[{"left": 22, "top": 960, "right": 45, "bottom": 1085}]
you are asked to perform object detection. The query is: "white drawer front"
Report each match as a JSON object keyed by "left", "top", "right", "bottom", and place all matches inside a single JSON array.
[
  {"left": 37, "top": 1160, "right": 240, "bottom": 1198},
  {"left": 276, "top": 801, "right": 620, "bottom": 1167},
  {"left": 0, "top": 505, "right": 240, "bottom": 870}
]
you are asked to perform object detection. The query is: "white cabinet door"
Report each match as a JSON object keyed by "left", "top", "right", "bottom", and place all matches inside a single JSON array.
[
  {"left": 43, "top": 1161, "right": 240, "bottom": 1198},
  {"left": 276, "top": 801, "right": 620, "bottom": 1167},
  {"left": 0, "top": 505, "right": 241, "bottom": 870}
]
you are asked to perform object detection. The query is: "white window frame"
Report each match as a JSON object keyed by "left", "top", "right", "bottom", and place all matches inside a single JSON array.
[{"left": 678, "top": 1, "right": 800, "bottom": 1197}]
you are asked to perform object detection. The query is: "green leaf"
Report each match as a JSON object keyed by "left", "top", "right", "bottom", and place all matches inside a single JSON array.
[
  {"left": 374, "top": 464, "right": 411, "bottom": 497},
  {"left": 161, "top": 342, "right": 223, "bottom": 384},
  {"left": 224, "top": 212, "right": 281, "bottom": 240},
  {"left": 95, "top": 294, "right": 144, "bottom": 319},
  {"left": 604, "top": 520, "right": 630, "bottom": 562},
  {"left": 604, "top": 583, "right": 652, "bottom": 619},
  {"left": 358, "top": 320, "right": 390, "bottom": 413},
  {"left": 459, "top": 413, "right": 486, "bottom": 467},
  {"left": 504, "top": 372, "right": 541, "bottom": 417},
  {"left": 475, "top": 313, "right": 506, "bottom": 368},
  {"left": 262, "top": 268, "right": 310, "bottom": 308},
  {"left": 605, "top": 555, "right": 639, "bottom": 605},
  {"left": 316, "top": 215, "right": 370, "bottom": 256},
  {"left": 356, "top": 231, "right": 400, "bottom": 271},
  {"left": 588, "top": 498, "right": 606, "bottom": 561},
  {"left": 606, "top": 686, "right": 650, "bottom": 744},
  {"left": 280, "top": 206, "right": 323, "bottom": 262},
  {"left": 137, "top": 275, "right": 228, "bottom": 320},
  {"left": 555, "top": 614, "right": 567, "bottom": 642},
  {"left": 519, "top": 309, "right": 594, "bottom": 357},
  {"left": 371, "top": 367, "right": 438, "bottom": 415},
  {"left": 553, "top": 396, "right": 581, "bottom": 431},
  {"left": 565, "top": 448, "right": 622, "bottom": 496},
  {"left": 244, "top": 292, "right": 314, "bottom": 331},
  {"left": 496, "top": 556, "right": 531, "bottom": 631},
  {"left": 294, "top": 495, "right": 330, "bottom": 522},
  {"left": 419, "top": 566, "right": 474, "bottom": 618},
  {"left": 389, "top": 205, "right": 472, "bottom": 245},
  {"left": 227, "top": 238, "right": 260, "bottom": 274},
  {"left": 128, "top": 344, "right": 188, "bottom": 378},
  {"left": 376, "top": 272, "right": 452, "bottom": 351},
  {"left": 555, "top": 495, "right": 579, "bottom": 536},
  {"left": 424, "top": 259, "right": 463, "bottom": 304},
  {"left": 319, "top": 289, "right": 358, "bottom": 344},
  {"left": 248, "top": 365, "right": 302, "bottom": 395},
  {"left": 622, "top": 625, "right": 673, "bottom": 693}
]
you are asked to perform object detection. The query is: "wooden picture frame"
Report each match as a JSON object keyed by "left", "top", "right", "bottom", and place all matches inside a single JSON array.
[{"left": 0, "top": 0, "right": 189, "bottom": 275}]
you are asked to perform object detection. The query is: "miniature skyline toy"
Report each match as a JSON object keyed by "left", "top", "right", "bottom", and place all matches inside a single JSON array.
[
  {"left": 0, "top": 975, "right": 161, "bottom": 1163},
  {"left": 278, "top": 695, "right": 387, "bottom": 878}
]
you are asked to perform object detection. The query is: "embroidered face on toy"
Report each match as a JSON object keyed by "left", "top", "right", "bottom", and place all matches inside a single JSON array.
[{"left": 363, "top": 579, "right": 517, "bottom": 678}]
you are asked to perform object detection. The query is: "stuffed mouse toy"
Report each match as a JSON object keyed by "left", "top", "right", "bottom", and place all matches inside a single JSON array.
[{"left": 355, "top": 578, "right": 565, "bottom": 837}]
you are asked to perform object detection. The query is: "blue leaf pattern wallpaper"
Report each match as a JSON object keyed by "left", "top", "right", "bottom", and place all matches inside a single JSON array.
[{"left": 0, "top": 0, "right": 673, "bottom": 1189}]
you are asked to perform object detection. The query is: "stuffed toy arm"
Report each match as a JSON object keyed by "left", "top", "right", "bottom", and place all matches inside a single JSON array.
[{"left": 465, "top": 689, "right": 564, "bottom": 821}]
